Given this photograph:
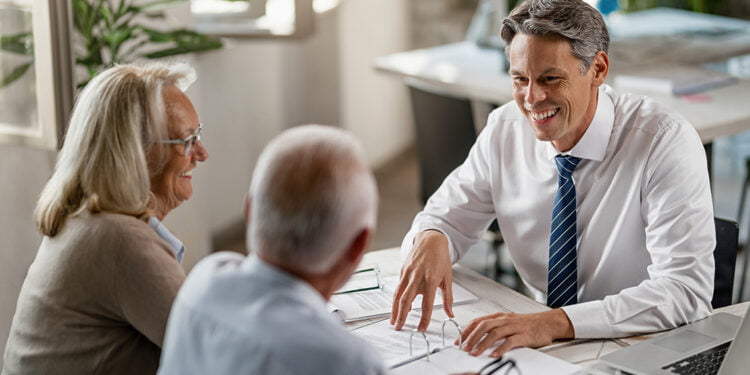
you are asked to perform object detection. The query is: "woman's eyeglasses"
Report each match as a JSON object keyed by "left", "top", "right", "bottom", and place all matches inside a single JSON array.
[{"left": 157, "top": 124, "right": 203, "bottom": 156}]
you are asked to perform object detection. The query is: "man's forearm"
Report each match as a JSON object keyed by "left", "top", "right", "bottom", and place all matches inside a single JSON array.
[{"left": 542, "top": 308, "right": 575, "bottom": 340}]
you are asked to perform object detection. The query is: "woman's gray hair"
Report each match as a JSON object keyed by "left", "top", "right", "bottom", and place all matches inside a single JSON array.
[
  {"left": 35, "top": 62, "right": 196, "bottom": 237},
  {"left": 248, "top": 125, "right": 378, "bottom": 274},
  {"left": 501, "top": 0, "right": 609, "bottom": 73}
]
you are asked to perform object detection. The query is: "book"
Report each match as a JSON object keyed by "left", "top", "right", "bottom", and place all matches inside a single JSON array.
[
  {"left": 328, "top": 275, "right": 478, "bottom": 323},
  {"left": 613, "top": 65, "right": 737, "bottom": 96}
]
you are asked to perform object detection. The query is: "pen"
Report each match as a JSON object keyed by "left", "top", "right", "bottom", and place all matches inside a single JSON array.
[{"left": 354, "top": 267, "right": 376, "bottom": 274}]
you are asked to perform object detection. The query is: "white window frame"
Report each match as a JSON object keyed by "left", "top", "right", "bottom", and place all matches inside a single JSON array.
[{"left": 0, "top": 0, "right": 73, "bottom": 150}]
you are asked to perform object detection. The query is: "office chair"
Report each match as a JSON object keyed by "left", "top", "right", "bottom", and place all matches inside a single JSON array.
[
  {"left": 713, "top": 217, "right": 739, "bottom": 308},
  {"left": 736, "top": 158, "right": 750, "bottom": 301},
  {"left": 407, "top": 82, "right": 477, "bottom": 205}
]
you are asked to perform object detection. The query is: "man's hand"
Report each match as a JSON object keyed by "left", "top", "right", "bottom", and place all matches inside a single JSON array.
[
  {"left": 457, "top": 309, "right": 574, "bottom": 358},
  {"left": 390, "top": 230, "right": 454, "bottom": 331}
]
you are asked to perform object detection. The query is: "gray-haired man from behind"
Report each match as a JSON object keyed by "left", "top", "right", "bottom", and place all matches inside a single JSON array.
[{"left": 158, "top": 125, "right": 385, "bottom": 375}]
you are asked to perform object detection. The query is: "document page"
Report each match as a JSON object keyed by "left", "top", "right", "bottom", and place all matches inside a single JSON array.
[
  {"left": 328, "top": 276, "right": 477, "bottom": 322},
  {"left": 352, "top": 310, "right": 462, "bottom": 368},
  {"left": 391, "top": 346, "right": 583, "bottom": 375},
  {"left": 354, "top": 310, "right": 583, "bottom": 374},
  {"left": 389, "top": 347, "right": 491, "bottom": 375}
]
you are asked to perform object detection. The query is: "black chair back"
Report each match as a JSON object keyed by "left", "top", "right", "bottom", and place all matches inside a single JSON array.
[
  {"left": 408, "top": 84, "right": 477, "bottom": 204},
  {"left": 713, "top": 217, "right": 738, "bottom": 308}
]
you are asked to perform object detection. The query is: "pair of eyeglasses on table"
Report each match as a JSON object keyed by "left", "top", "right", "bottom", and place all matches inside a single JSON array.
[
  {"left": 478, "top": 357, "right": 519, "bottom": 375},
  {"left": 408, "top": 318, "right": 520, "bottom": 375},
  {"left": 156, "top": 123, "right": 203, "bottom": 156}
]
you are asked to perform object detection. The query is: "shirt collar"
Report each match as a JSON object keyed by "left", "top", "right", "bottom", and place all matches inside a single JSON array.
[
  {"left": 242, "top": 255, "right": 330, "bottom": 313},
  {"left": 148, "top": 216, "right": 185, "bottom": 263},
  {"left": 545, "top": 85, "right": 614, "bottom": 161}
]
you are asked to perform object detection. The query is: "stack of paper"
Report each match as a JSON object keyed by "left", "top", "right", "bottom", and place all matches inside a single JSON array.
[
  {"left": 353, "top": 311, "right": 582, "bottom": 374},
  {"left": 390, "top": 347, "right": 583, "bottom": 375},
  {"left": 328, "top": 276, "right": 478, "bottom": 323},
  {"left": 613, "top": 65, "right": 737, "bottom": 96}
]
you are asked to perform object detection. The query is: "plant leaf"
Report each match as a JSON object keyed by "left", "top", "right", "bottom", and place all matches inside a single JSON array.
[
  {"left": 139, "top": 26, "right": 174, "bottom": 43},
  {"left": 72, "top": 0, "right": 92, "bottom": 35},
  {"left": 114, "top": 0, "right": 130, "bottom": 19},
  {"left": 143, "top": 42, "right": 220, "bottom": 58},
  {"left": 103, "top": 28, "right": 134, "bottom": 49},
  {"left": 143, "top": 29, "right": 223, "bottom": 58},
  {"left": 120, "top": 39, "right": 149, "bottom": 58},
  {"left": 65, "top": 0, "right": 223, "bottom": 90},
  {"left": 0, "top": 61, "right": 34, "bottom": 89},
  {"left": 144, "top": 38, "right": 224, "bottom": 58},
  {"left": 146, "top": 28, "right": 223, "bottom": 58},
  {"left": 100, "top": 4, "right": 113, "bottom": 29},
  {"left": 0, "top": 32, "right": 33, "bottom": 56},
  {"left": 142, "top": 12, "right": 167, "bottom": 19},
  {"left": 140, "top": 0, "right": 187, "bottom": 11},
  {"left": 76, "top": 39, "right": 105, "bottom": 67}
]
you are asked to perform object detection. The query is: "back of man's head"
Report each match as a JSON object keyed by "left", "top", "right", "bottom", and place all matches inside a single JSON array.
[{"left": 247, "top": 125, "right": 378, "bottom": 274}]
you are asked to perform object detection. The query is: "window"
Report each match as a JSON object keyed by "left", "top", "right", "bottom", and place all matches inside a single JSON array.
[
  {"left": 192, "top": 0, "right": 315, "bottom": 38},
  {"left": 0, "top": 0, "right": 73, "bottom": 149}
]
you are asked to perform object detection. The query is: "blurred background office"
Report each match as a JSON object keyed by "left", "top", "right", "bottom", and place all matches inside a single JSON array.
[{"left": 2, "top": 0, "right": 750, "bottom": 368}]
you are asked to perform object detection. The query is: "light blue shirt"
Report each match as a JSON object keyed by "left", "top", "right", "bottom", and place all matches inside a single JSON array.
[
  {"left": 148, "top": 217, "right": 184, "bottom": 263},
  {"left": 158, "top": 253, "right": 386, "bottom": 375}
]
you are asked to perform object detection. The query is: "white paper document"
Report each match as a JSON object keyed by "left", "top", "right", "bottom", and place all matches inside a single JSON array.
[
  {"left": 388, "top": 347, "right": 495, "bottom": 374},
  {"left": 328, "top": 276, "right": 478, "bottom": 323},
  {"left": 352, "top": 311, "right": 463, "bottom": 368},
  {"left": 389, "top": 346, "right": 583, "bottom": 375},
  {"left": 353, "top": 311, "right": 582, "bottom": 374}
]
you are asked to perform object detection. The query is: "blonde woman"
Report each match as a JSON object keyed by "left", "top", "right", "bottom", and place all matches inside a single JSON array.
[{"left": 2, "top": 62, "right": 208, "bottom": 374}]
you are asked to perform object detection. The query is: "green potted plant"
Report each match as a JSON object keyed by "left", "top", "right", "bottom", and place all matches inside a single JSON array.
[
  {"left": 1, "top": 0, "right": 222, "bottom": 89},
  {"left": 0, "top": 4, "right": 33, "bottom": 89}
]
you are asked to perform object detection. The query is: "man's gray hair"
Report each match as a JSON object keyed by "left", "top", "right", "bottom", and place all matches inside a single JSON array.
[
  {"left": 501, "top": 0, "right": 609, "bottom": 73},
  {"left": 248, "top": 125, "right": 378, "bottom": 274}
]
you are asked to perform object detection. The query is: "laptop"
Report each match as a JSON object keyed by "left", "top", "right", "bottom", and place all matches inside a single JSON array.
[{"left": 601, "top": 307, "right": 750, "bottom": 375}]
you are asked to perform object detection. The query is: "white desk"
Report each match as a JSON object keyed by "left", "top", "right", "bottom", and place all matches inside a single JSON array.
[
  {"left": 355, "top": 248, "right": 750, "bottom": 374},
  {"left": 375, "top": 41, "right": 750, "bottom": 144},
  {"left": 374, "top": 9, "right": 750, "bottom": 144}
]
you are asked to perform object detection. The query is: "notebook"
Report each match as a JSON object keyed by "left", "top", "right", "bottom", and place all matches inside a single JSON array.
[{"left": 601, "top": 307, "right": 750, "bottom": 375}]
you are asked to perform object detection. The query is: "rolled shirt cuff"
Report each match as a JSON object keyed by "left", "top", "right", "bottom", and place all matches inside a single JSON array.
[
  {"left": 561, "top": 300, "right": 616, "bottom": 338},
  {"left": 400, "top": 226, "right": 458, "bottom": 263}
]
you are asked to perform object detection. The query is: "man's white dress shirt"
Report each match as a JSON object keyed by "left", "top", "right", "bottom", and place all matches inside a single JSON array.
[
  {"left": 401, "top": 85, "right": 715, "bottom": 338},
  {"left": 159, "top": 253, "right": 386, "bottom": 375}
]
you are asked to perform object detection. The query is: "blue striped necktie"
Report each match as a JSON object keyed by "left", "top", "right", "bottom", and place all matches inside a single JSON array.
[{"left": 548, "top": 155, "right": 582, "bottom": 308}]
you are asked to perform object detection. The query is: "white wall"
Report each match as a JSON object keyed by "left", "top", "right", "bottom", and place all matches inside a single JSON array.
[
  {"left": 338, "top": 0, "right": 412, "bottom": 167},
  {"left": 181, "top": 0, "right": 413, "bottom": 251},
  {"left": 0, "top": 146, "right": 55, "bottom": 365},
  {"left": 187, "top": 41, "right": 289, "bottom": 240}
]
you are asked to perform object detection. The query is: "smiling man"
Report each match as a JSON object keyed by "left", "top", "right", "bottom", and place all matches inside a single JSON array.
[{"left": 391, "top": 0, "right": 715, "bottom": 358}]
